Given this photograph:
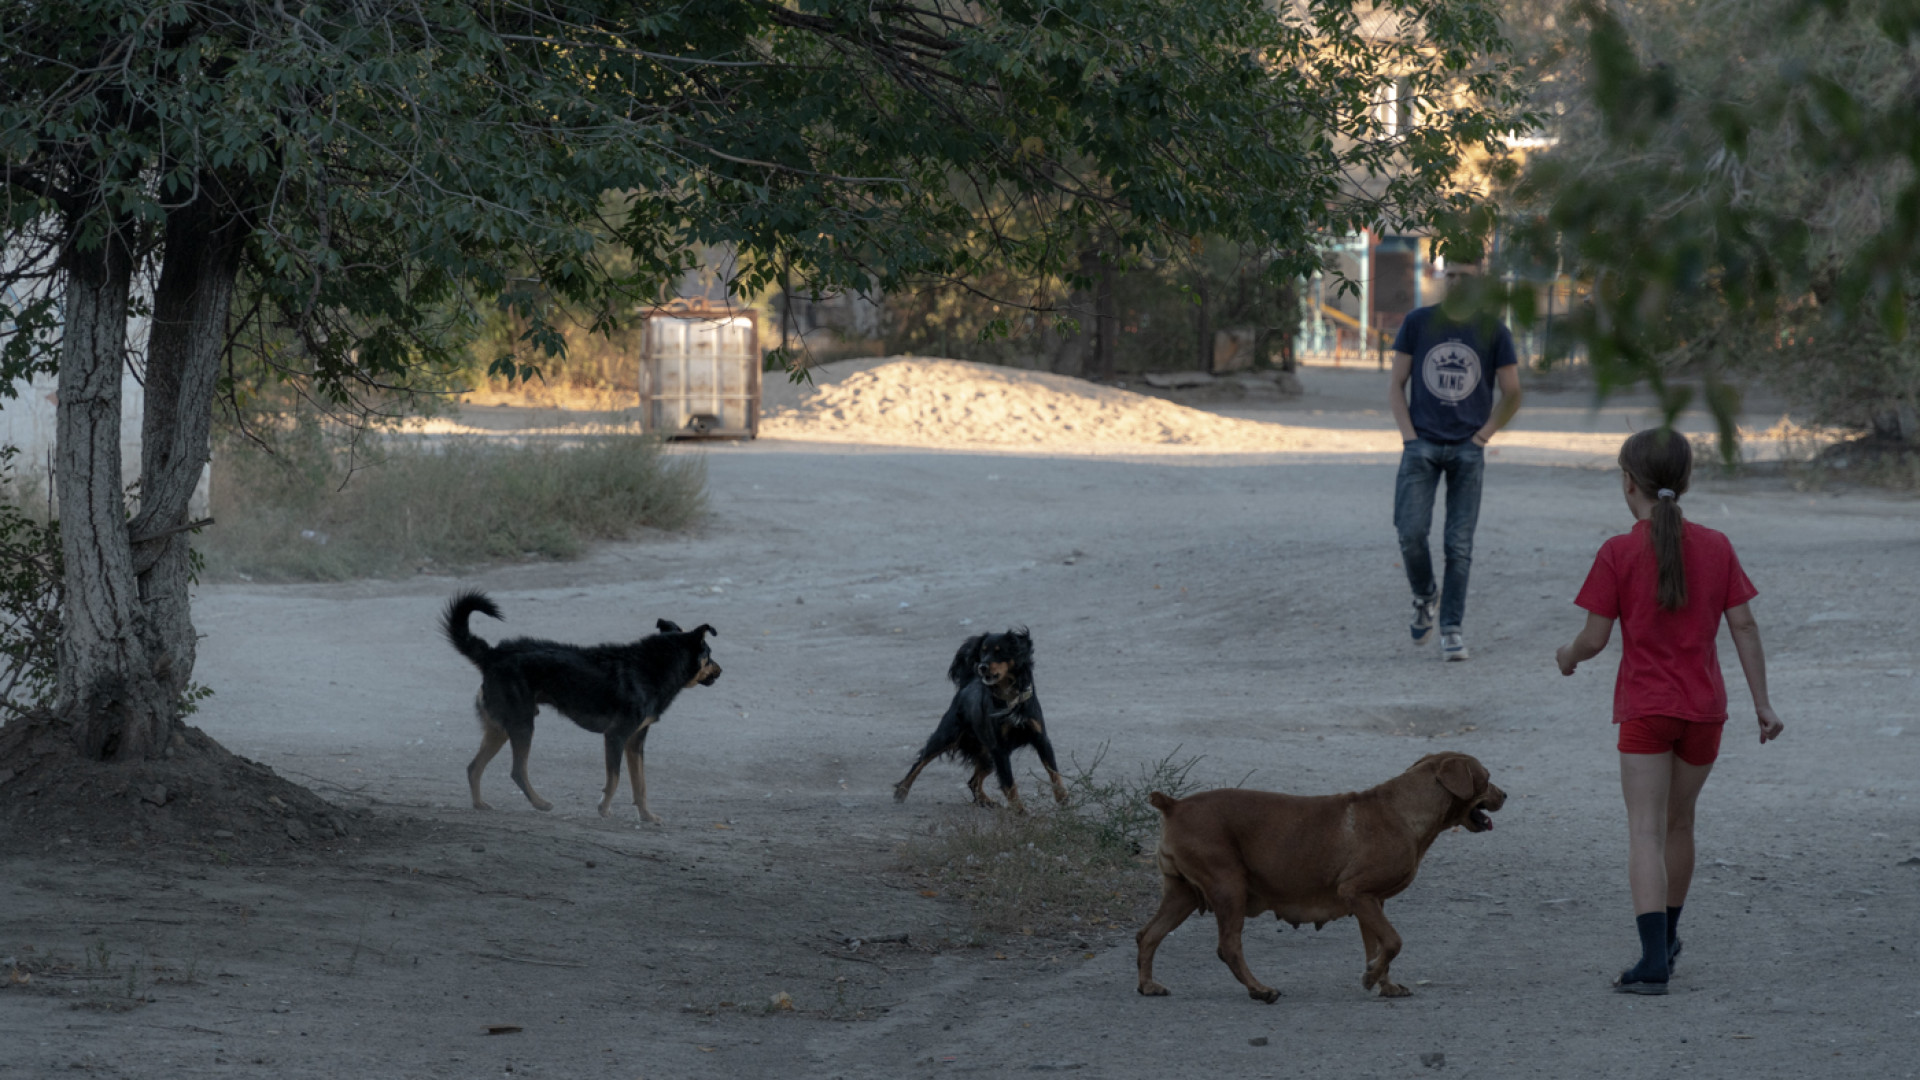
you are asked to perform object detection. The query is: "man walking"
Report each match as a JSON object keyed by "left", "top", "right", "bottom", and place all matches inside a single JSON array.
[{"left": 1387, "top": 265, "right": 1523, "bottom": 661}]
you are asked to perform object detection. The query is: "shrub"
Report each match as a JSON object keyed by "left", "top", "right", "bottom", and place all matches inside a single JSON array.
[{"left": 0, "top": 447, "right": 60, "bottom": 719}]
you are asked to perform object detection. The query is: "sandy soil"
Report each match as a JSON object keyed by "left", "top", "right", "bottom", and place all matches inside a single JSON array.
[
  {"left": 753, "top": 357, "right": 1817, "bottom": 465},
  {"left": 759, "top": 358, "right": 1346, "bottom": 452},
  {"left": 3, "top": 362, "right": 1917, "bottom": 1079}
]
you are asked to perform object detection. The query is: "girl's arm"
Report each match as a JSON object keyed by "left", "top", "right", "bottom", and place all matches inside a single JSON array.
[
  {"left": 1725, "top": 603, "right": 1785, "bottom": 743},
  {"left": 1556, "top": 612, "right": 1615, "bottom": 676}
]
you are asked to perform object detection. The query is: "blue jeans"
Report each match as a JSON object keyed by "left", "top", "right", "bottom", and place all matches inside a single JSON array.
[{"left": 1394, "top": 438, "right": 1485, "bottom": 633}]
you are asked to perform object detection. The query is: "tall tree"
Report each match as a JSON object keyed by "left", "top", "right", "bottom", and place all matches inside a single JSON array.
[
  {"left": 2, "top": 0, "right": 1524, "bottom": 764},
  {"left": 5, "top": 1, "right": 634, "bottom": 757}
]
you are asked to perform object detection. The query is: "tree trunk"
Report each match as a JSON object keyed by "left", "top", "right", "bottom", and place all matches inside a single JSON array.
[
  {"left": 1053, "top": 246, "right": 1101, "bottom": 376},
  {"left": 54, "top": 227, "right": 172, "bottom": 761},
  {"left": 1093, "top": 254, "right": 1117, "bottom": 379},
  {"left": 1274, "top": 278, "right": 1300, "bottom": 372},
  {"left": 1867, "top": 403, "right": 1916, "bottom": 444},
  {"left": 1194, "top": 275, "right": 1212, "bottom": 373},
  {"left": 131, "top": 187, "right": 244, "bottom": 710}
]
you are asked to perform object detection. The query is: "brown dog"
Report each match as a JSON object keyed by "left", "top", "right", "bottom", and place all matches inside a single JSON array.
[{"left": 1135, "top": 752, "right": 1504, "bottom": 1002}]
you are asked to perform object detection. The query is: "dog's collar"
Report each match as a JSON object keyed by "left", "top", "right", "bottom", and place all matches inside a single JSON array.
[{"left": 989, "top": 685, "right": 1034, "bottom": 718}]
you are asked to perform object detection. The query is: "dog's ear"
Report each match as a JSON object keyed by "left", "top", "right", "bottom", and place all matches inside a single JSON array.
[
  {"left": 948, "top": 634, "right": 985, "bottom": 684},
  {"left": 692, "top": 624, "right": 716, "bottom": 638},
  {"left": 1435, "top": 756, "right": 1481, "bottom": 801},
  {"left": 656, "top": 619, "right": 682, "bottom": 634},
  {"left": 1009, "top": 627, "right": 1033, "bottom": 653}
]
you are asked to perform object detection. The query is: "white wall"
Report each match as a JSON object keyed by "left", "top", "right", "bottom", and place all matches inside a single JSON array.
[
  {"left": 1, "top": 316, "right": 210, "bottom": 520},
  {"left": 0, "top": 369, "right": 148, "bottom": 490}
]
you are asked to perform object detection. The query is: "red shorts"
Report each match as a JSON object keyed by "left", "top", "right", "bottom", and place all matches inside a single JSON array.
[{"left": 1618, "top": 715, "right": 1725, "bottom": 766}]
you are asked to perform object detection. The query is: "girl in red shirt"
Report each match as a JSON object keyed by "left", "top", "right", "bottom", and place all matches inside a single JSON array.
[{"left": 1555, "top": 429, "right": 1785, "bottom": 995}]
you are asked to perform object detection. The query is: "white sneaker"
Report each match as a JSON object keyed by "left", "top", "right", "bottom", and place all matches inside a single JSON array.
[
  {"left": 1409, "top": 594, "right": 1438, "bottom": 646},
  {"left": 1440, "top": 631, "right": 1470, "bottom": 661}
]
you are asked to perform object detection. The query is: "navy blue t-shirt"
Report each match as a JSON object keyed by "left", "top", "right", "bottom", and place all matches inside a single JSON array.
[{"left": 1391, "top": 305, "right": 1518, "bottom": 444}]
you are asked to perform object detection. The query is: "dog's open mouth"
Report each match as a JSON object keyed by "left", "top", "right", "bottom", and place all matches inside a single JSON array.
[{"left": 1465, "top": 806, "right": 1495, "bottom": 832}]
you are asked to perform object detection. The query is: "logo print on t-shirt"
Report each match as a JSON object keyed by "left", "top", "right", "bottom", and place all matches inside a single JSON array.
[{"left": 1421, "top": 341, "right": 1482, "bottom": 404}]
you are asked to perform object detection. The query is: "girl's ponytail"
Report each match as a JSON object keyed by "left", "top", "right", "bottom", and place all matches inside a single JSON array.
[
  {"left": 1619, "top": 429, "right": 1694, "bottom": 611},
  {"left": 1648, "top": 488, "right": 1687, "bottom": 610}
]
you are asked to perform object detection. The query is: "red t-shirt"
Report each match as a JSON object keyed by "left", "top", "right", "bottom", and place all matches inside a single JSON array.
[{"left": 1574, "top": 520, "right": 1758, "bottom": 724}]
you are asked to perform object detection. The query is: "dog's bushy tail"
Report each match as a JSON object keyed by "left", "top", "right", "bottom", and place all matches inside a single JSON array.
[
  {"left": 442, "top": 590, "right": 503, "bottom": 667},
  {"left": 1148, "top": 791, "right": 1178, "bottom": 815}
]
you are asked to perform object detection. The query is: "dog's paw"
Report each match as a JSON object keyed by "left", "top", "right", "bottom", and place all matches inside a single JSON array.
[
  {"left": 472, "top": 799, "right": 493, "bottom": 812},
  {"left": 1248, "top": 986, "right": 1281, "bottom": 1004},
  {"left": 597, "top": 803, "right": 613, "bottom": 819},
  {"left": 1137, "top": 981, "right": 1171, "bottom": 997},
  {"left": 1377, "top": 982, "right": 1411, "bottom": 998},
  {"left": 892, "top": 785, "right": 910, "bottom": 803},
  {"left": 530, "top": 798, "right": 554, "bottom": 812},
  {"left": 637, "top": 809, "right": 663, "bottom": 824}
]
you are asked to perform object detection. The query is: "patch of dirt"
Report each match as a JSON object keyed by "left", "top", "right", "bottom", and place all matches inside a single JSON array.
[
  {"left": 1357, "top": 704, "right": 1480, "bottom": 738},
  {"left": 0, "top": 714, "right": 360, "bottom": 859}
]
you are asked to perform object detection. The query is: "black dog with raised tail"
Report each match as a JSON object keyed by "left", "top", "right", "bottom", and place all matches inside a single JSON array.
[{"left": 442, "top": 590, "right": 719, "bottom": 822}]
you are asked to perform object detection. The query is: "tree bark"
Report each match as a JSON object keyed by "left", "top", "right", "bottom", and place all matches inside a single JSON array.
[
  {"left": 1273, "top": 278, "right": 1300, "bottom": 372},
  {"left": 1194, "top": 275, "right": 1212, "bottom": 373},
  {"left": 131, "top": 185, "right": 244, "bottom": 709},
  {"left": 54, "top": 226, "right": 172, "bottom": 761},
  {"left": 1093, "top": 254, "right": 1117, "bottom": 379},
  {"left": 1052, "top": 246, "right": 1101, "bottom": 376},
  {"left": 1867, "top": 403, "right": 1916, "bottom": 444}
]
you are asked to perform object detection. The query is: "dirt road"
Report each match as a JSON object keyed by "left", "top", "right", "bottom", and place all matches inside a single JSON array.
[{"left": 3, "top": 368, "right": 1917, "bottom": 1079}]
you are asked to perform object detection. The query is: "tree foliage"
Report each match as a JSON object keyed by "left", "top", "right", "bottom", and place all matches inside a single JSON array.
[
  {"left": 878, "top": 237, "right": 1304, "bottom": 374},
  {"left": 1495, "top": 0, "right": 1920, "bottom": 445},
  {"left": 472, "top": 0, "right": 1531, "bottom": 379},
  {"left": 4, "top": 0, "right": 1530, "bottom": 391}
]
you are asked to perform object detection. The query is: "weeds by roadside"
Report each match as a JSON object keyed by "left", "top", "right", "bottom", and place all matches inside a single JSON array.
[
  {"left": 2, "top": 942, "right": 194, "bottom": 1013},
  {"left": 1733, "top": 419, "right": 1920, "bottom": 492},
  {"left": 1797, "top": 438, "right": 1920, "bottom": 490},
  {"left": 197, "top": 425, "right": 706, "bottom": 581},
  {"left": 0, "top": 446, "right": 60, "bottom": 718},
  {"left": 901, "top": 746, "right": 1203, "bottom": 936}
]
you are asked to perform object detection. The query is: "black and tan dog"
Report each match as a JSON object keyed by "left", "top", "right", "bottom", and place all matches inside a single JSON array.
[
  {"left": 1136, "top": 752, "right": 1505, "bottom": 1003},
  {"left": 441, "top": 590, "right": 720, "bottom": 823},
  {"left": 892, "top": 628, "right": 1068, "bottom": 812}
]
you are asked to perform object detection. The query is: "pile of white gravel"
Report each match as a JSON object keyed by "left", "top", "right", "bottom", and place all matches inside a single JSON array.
[{"left": 759, "top": 357, "right": 1354, "bottom": 453}]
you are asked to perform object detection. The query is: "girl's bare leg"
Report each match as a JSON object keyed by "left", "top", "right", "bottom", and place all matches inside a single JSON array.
[
  {"left": 1619, "top": 751, "right": 1674, "bottom": 915},
  {"left": 1663, "top": 757, "right": 1714, "bottom": 908}
]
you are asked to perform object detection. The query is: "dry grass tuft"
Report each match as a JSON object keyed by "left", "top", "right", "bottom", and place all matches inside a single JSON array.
[
  {"left": 1805, "top": 437, "right": 1920, "bottom": 490},
  {"left": 198, "top": 428, "right": 705, "bottom": 581},
  {"left": 902, "top": 746, "right": 1203, "bottom": 936}
]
